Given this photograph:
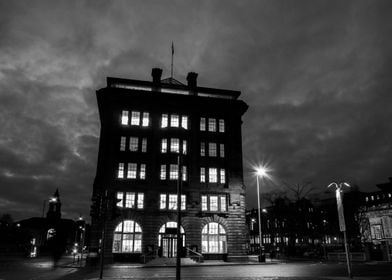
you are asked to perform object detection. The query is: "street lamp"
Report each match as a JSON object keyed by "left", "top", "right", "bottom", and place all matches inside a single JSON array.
[{"left": 255, "top": 165, "right": 269, "bottom": 262}]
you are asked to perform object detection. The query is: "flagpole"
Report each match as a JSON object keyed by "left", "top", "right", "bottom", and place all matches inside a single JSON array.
[{"left": 171, "top": 42, "right": 174, "bottom": 79}]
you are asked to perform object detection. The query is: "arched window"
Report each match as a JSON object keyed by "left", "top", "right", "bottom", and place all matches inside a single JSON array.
[
  {"left": 158, "top": 222, "right": 185, "bottom": 246},
  {"left": 112, "top": 220, "right": 142, "bottom": 253},
  {"left": 201, "top": 222, "right": 227, "bottom": 253}
]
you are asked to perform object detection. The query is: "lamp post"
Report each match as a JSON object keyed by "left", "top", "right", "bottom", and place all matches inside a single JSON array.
[
  {"left": 327, "top": 182, "right": 352, "bottom": 279},
  {"left": 255, "top": 166, "right": 268, "bottom": 262}
]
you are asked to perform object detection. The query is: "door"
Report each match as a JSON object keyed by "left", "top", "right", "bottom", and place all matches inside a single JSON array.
[{"left": 162, "top": 236, "right": 177, "bottom": 257}]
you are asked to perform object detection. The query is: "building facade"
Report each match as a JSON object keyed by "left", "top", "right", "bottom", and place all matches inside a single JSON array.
[{"left": 90, "top": 68, "right": 248, "bottom": 262}]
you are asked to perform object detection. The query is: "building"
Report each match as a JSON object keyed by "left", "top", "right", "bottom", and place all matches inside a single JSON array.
[
  {"left": 90, "top": 68, "right": 249, "bottom": 262},
  {"left": 359, "top": 178, "right": 392, "bottom": 260}
]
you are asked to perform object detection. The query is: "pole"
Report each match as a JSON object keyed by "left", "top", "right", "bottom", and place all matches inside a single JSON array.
[
  {"left": 256, "top": 175, "right": 264, "bottom": 262},
  {"left": 176, "top": 155, "right": 182, "bottom": 280},
  {"left": 343, "top": 230, "right": 352, "bottom": 278},
  {"left": 99, "top": 191, "right": 107, "bottom": 280}
]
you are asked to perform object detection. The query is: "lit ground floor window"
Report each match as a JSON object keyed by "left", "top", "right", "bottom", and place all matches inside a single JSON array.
[
  {"left": 202, "top": 222, "right": 227, "bottom": 253},
  {"left": 112, "top": 220, "right": 142, "bottom": 253}
]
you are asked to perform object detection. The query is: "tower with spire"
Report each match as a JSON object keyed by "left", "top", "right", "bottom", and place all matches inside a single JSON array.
[{"left": 46, "top": 189, "right": 61, "bottom": 221}]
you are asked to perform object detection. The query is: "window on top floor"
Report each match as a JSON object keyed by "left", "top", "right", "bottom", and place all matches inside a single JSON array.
[
  {"left": 161, "top": 113, "right": 189, "bottom": 130},
  {"left": 208, "top": 118, "right": 216, "bottom": 132},
  {"left": 200, "top": 117, "right": 206, "bottom": 131},
  {"left": 161, "top": 114, "right": 168, "bottom": 128},
  {"left": 142, "top": 112, "right": 149, "bottom": 127},
  {"left": 219, "top": 119, "right": 225, "bottom": 132},
  {"left": 131, "top": 111, "right": 140, "bottom": 126},
  {"left": 171, "top": 114, "right": 179, "bottom": 127},
  {"left": 181, "top": 116, "right": 188, "bottom": 129}
]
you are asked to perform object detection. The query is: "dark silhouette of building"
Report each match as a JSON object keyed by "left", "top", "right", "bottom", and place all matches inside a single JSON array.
[{"left": 90, "top": 68, "right": 248, "bottom": 262}]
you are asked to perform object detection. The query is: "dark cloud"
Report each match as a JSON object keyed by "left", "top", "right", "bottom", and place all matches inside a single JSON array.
[{"left": 0, "top": 0, "right": 391, "bottom": 220}]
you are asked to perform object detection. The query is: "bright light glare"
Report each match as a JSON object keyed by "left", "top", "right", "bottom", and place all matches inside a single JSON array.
[
  {"left": 49, "top": 197, "right": 57, "bottom": 202},
  {"left": 343, "top": 182, "right": 350, "bottom": 187},
  {"left": 255, "top": 166, "right": 268, "bottom": 178}
]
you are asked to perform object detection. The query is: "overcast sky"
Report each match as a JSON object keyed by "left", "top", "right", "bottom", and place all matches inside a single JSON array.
[{"left": 1, "top": 0, "right": 391, "bottom": 221}]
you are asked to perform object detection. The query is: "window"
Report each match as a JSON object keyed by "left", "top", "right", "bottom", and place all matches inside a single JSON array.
[
  {"left": 200, "top": 167, "right": 206, "bottom": 183},
  {"left": 160, "top": 194, "right": 186, "bottom": 210},
  {"left": 209, "top": 143, "right": 217, "bottom": 157},
  {"left": 170, "top": 114, "right": 179, "bottom": 127},
  {"left": 202, "top": 222, "right": 227, "bottom": 253},
  {"left": 169, "top": 164, "right": 178, "bottom": 180},
  {"left": 210, "top": 196, "right": 218, "bottom": 211},
  {"left": 182, "top": 140, "right": 187, "bottom": 155},
  {"left": 219, "top": 119, "right": 225, "bottom": 132},
  {"left": 131, "top": 111, "right": 140, "bottom": 126},
  {"left": 116, "top": 192, "right": 144, "bottom": 209},
  {"left": 127, "top": 163, "right": 137, "bottom": 179},
  {"left": 200, "top": 142, "right": 205, "bottom": 156},
  {"left": 160, "top": 165, "right": 166, "bottom": 180},
  {"left": 161, "top": 114, "right": 168, "bottom": 128},
  {"left": 112, "top": 220, "right": 142, "bottom": 253},
  {"left": 181, "top": 116, "right": 188, "bottom": 129},
  {"left": 201, "top": 196, "right": 207, "bottom": 211},
  {"left": 129, "top": 137, "right": 138, "bottom": 151},
  {"left": 209, "top": 168, "right": 217, "bottom": 183},
  {"left": 137, "top": 193, "right": 144, "bottom": 209},
  {"left": 200, "top": 117, "right": 206, "bottom": 131},
  {"left": 142, "top": 112, "right": 149, "bottom": 127},
  {"left": 120, "top": 137, "right": 126, "bottom": 151},
  {"left": 121, "top": 111, "right": 129, "bottom": 125},
  {"left": 201, "top": 195, "right": 227, "bottom": 212},
  {"left": 219, "top": 144, "right": 225, "bottom": 158},
  {"left": 141, "top": 138, "right": 147, "bottom": 153},
  {"left": 161, "top": 139, "right": 168, "bottom": 153},
  {"left": 118, "top": 163, "right": 124, "bottom": 178},
  {"left": 371, "top": 224, "right": 383, "bottom": 240},
  {"left": 220, "top": 169, "right": 226, "bottom": 184},
  {"left": 182, "top": 166, "right": 187, "bottom": 181},
  {"left": 208, "top": 118, "right": 216, "bottom": 132},
  {"left": 170, "top": 138, "right": 180, "bottom": 153},
  {"left": 140, "top": 164, "right": 146, "bottom": 180}
]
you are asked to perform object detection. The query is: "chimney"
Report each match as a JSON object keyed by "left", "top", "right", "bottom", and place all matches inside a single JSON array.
[
  {"left": 186, "top": 72, "right": 198, "bottom": 89},
  {"left": 151, "top": 68, "right": 162, "bottom": 84}
]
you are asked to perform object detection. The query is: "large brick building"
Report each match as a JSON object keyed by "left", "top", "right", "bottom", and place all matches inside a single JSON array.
[{"left": 90, "top": 68, "right": 248, "bottom": 262}]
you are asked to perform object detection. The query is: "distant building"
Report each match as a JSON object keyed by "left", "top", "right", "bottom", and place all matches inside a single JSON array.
[
  {"left": 90, "top": 68, "right": 248, "bottom": 262},
  {"left": 359, "top": 178, "right": 392, "bottom": 260}
]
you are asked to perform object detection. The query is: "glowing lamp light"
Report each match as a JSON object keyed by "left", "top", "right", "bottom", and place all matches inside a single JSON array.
[
  {"left": 49, "top": 197, "right": 57, "bottom": 202},
  {"left": 255, "top": 166, "right": 268, "bottom": 178}
]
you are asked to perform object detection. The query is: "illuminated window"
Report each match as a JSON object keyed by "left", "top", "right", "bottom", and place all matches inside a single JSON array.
[
  {"left": 170, "top": 138, "right": 180, "bottom": 153},
  {"left": 137, "top": 193, "right": 144, "bottom": 209},
  {"left": 200, "top": 117, "right": 206, "bottom": 131},
  {"left": 182, "top": 166, "right": 187, "bottom": 181},
  {"left": 125, "top": 192, "right": 135, "bottom": 208},
  {"left": 202, "top": 222, "right": 227, "bottom": 253},
  {"left": 142, "top": 112, "right": 149, "bottom": 127},
  {"left": 161, "top": 139, "right": 167, "bottom": 153},
  {"left": 200, "top": 167, "right": 206, "bottom": 183},
  {"left": 116, "top": 192, "right": 123, "bottom": 207},
  {"left": 181, "top": 116, "right": 188, "bottom": 129},
  {"left": 219, "top": 119, "right": 225, "bottom": 132},
  {"left": 170, "top": 114, "right": 179, "bottom": 127},
  {"left": 160, "top": 194, "right": 166, "bottom": 209},
  {"left": 208, "top": 118, "right": 216, "bottom": 132},
  {"left": 219, "top": 144, "right": 225, "bottom": 158},
  {"left": 141, "top": 138, "right": 147, "bottom": 153},
  {"left": 201, "top": 196, "right": 207, "bottom": 211},
  {"left": 129, "top": 137, "right": 138, "bottom": 151},
  {"left": 140, "top": 164, "right": 146, "bottom": 180},
  {"left": 161, "top": 194, "right": 186, "bottom": 210},
  {"left": 169, "top": 164, "right": 178, "bottom": 180},
  {"left": 112, "top": 220, "right": 142, "bottom": 253},
  {"left": 120, "top": 137, "right": 126, "bottom": 151},
  {"left": 131, "top": 111, "right": 140, "bottom": 126},
  {"left": 161, "top": 114, "right": 168, "bottom": 128},
  {"left": 160, "top": 165, "right": 166, "bottom": 180},
  {"left": 127, "top": 163, "right": 137, "bottom": 179},
  {"left": 220, "top": 195, "right": 226, "bottom": 212},
  {"left": 209, "top": 168, "right": 217, "bottom": 183},
  {"left": 210, "top": 196, "right": 218, "bottom": 211},
  {"left": 121, "top": 111, "right": 128, "bottom": 125},
  {"left": 209, "top": 143, "right": 217, "bottom": 157},
  {"left": 118, "top": 163, "right": 124, "bottom": 178},
  {"left": 220, "top": 169, "right": 226, "bottom": 184},
  {"left": 182, "top": 140, "right": 187, "bottom": 155},
  {"left": 200, "top": 142, "right": 205, "bottom": 156},
  {"left": 371, "top": 224, "right": 383, "bottom": 240}
]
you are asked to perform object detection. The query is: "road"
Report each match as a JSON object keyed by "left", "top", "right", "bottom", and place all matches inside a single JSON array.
[{"left": 1, "top": 257, "right": 391, "bottom": 280}]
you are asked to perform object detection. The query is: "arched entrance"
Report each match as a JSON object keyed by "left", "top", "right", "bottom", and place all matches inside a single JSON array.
[{"left": 158, "top": 222, "right": 185, "bottom": 257}]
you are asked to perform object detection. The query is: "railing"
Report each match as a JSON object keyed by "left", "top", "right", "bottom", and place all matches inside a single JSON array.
[
  {"left": 140, "top": 248, "right": 159, "bottom": 264},
  {"left": 186, "top": 247, "right": 204, "bottom": 263}
]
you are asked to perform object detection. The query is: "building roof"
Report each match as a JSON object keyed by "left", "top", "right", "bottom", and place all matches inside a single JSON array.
[{"left": 160, "top": 77, "right": 184, "bottom": 85}]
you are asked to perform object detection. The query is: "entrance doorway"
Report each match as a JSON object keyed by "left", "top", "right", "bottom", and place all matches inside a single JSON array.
[{"left": 158, "top": 222, "right": 185, "bottom": 258}]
